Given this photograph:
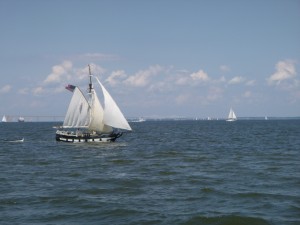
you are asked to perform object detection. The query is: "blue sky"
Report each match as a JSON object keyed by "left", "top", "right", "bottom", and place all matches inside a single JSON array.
[{"left": 0, "top": 0, "right": 299, "bottom": 119}]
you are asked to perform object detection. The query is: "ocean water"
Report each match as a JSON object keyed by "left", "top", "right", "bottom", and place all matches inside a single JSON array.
[{"left": 0, "top": 120, "right": 299, "bottom": 225}]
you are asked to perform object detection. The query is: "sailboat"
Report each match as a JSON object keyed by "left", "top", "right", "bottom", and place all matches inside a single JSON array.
[
  {"left": 56, "top": 65, "right": 132, "bottom": 143},
  {"left": 132, "top": 117, "right": 146, "bottom": 123},
  {"left": 226, "top": 108, "right": 237, "bottom": 122},
  {"left": 18, "top": 117, "right": 25, "bottom": 122},
  {"left": 2, "top": 115, "right": 7, "bottom": 122}
]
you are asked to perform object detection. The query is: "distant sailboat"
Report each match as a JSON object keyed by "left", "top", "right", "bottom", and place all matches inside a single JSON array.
[
  {"left": 55, "top": 65, "right": 132, "bottom": 143},
  {"left": 132, "top": 117, "right": 146, "bottom": 123},
  {"left": 18, "top": 117, "right": 25, "bottom": 122},
  {"left": 2, "top": 115, "right": 7, "bottom": 122},
  {"left": 226, "top": 108, "right": 237, "bottom": 122}
]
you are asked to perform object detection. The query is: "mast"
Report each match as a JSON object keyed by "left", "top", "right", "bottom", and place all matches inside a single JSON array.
[{"left": 88, "top": 64, "right": 93, "bottom": 93}]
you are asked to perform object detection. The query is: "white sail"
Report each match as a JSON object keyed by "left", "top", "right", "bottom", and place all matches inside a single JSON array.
[
  {"left": 88, "top": 90, "right": 113, "bottom": 133},
  {"left": 2, "top": 115, "right": 7, "bottom": 122},
  {"left": 227, "top": 108, "right": 237, "bottom": 121},
  {"left": 233, "top": 113, "right": 237, "bottom": 119},
  {"left": 231, "top": 109, "right": 237, "bottom": 119},
  {"left": 96, "top": 77, "right": 132, "bottom": 131},
  {"left": 63, "top": 87, "right": 90, "bottom": 128}
]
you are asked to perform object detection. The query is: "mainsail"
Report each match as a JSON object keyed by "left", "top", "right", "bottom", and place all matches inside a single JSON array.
[
  {"left": 88, "top": 89, "right": 113, "bottom": 133},
  {"left": 63, "top": 87, "right": 90, "bottom": 128}
]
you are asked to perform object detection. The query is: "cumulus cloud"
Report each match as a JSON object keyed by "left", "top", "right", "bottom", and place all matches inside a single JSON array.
[
  {"left": 190, "top": 70, "right": 209, "bottom": 81},
  {"left": 228, "top": 76, "right": 245, "bottom": 84},
  {"left": 176, "top": 69, "right": 210, "bottom": 85},
  {"left": 74, "top": 63, "right": 105, "bottom": 81},
  {"left": 44, "top": 61, "right": 73, "bottom": 84},
  {"left": 125, "top": 65, "right": 163, "bottom": 87},
  {"left": 106, "top": 70, "right": 127, "bottom": 86},
  {"left": 267, "top": 60, "right": 296, "bottom": 85},
  {"left": 0, "top": 85, "right": 11, "bottom": 93},
  {"left": 176, "top": 76, "right": 189, "bottom": 85}
]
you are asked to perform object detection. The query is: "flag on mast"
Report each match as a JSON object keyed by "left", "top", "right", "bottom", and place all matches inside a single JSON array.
[{"left": 65, "top": 84, "right": 76, "bottom": 92}]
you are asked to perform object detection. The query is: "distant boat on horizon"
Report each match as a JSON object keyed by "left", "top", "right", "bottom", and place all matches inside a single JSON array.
[
  {"left": 226, "top": 108, "right": 237, "bottom": 122},
  {"left": 2, "top": 115, "right": 7, "bottom": 122},
  {"left": 132, "top": 117, "right": 146, "bottom": 123},
  {"left": 18, "top": 117, "right": 25, "bottom": 122}
]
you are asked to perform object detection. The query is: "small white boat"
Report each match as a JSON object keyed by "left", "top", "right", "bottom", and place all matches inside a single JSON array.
[{"left": 226, "top": 108, "right": 237, "bottom": 122}]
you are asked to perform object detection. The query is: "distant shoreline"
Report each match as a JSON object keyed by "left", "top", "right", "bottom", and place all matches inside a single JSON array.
[{"left": 1, "top": 116, "right": 300, "bottom": 123}]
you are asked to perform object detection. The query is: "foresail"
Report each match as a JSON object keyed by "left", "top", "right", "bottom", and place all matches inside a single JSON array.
[
  {"left": 95, "top": 77, "right": 132, "bottom": 131},
  {"left": 88, "top": 90, "right": 113, "bottom": 133},
  {"left": 63, "top": 87, "right": 90, "bottom": 128}
]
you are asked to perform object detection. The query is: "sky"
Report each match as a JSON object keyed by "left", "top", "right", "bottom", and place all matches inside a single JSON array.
[{"left": 0, "top": 0, "right": 300, "bottom": 119}]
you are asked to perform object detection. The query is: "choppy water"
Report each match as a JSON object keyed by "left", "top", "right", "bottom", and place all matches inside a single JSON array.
[{"left": 0, "top": 120, "right": 299, "bottom": 225}]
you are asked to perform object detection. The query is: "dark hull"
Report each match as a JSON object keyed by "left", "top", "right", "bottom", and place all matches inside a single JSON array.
[{"left": 56, "top": 130, "right": 122, "bottom": 143}]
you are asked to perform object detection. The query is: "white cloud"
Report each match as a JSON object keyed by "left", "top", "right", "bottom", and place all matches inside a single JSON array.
[
  {"left": 44, "top": 60, "right": 73, "bottom": 84},
  {"left": 228, "top": 76, "right": 245, "bottom": 84},
  {"left": 148, "top": 81, "right": 170, "bottom": 92},
  {"left": 190, "top": 70, "right": 209, "bottom": 81},
  {"left": 176, "top": 76, "right": 189, "bottom": 85},
  {"left": 74, "top": 63, "right": 105, "bottom": 81},
  {"left": 0, "top": 85, "right": 11, "bottom": 93},
  {"left": 125, "top": 65, "right": 163, "bottom": 87},
  {"left": 176, "top": 69, "right": 210, "bottom": 85},
  {"left": 267, "top": 60, "right": 296, "bottom": 85},
  {"left": 106, "top": 70, "right": 127, "bottom": 86}
]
